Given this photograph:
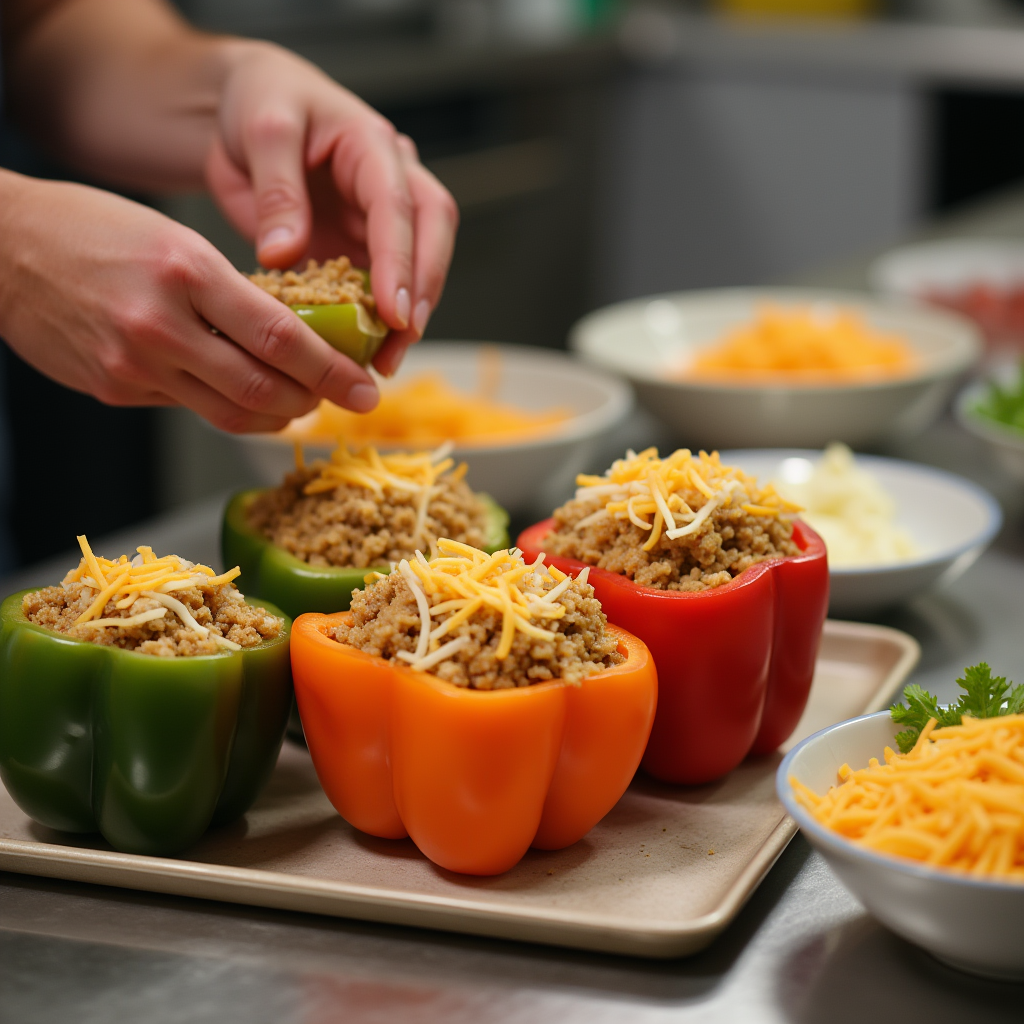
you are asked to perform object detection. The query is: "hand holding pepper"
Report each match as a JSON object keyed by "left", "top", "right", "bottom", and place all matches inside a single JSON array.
[{"left": 0, "top": 0, "right": 458, "bottom": 429}]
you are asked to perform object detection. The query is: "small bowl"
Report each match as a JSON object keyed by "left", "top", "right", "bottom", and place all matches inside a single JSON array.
[
  {"left": 570, "top": 288, "right": 980, "bottom": 450},
  {"left": 779, "top": 711, "right": 1024, "bottom": 980},
  {"left": 722, "top": 449, "right": 1002, "bottom": 616},
  {"left": 232, "top": 342, "right": 633, "bottom": 518},
  {"left": 956, "top": 376, "right": 1024, "bottom": 483}
]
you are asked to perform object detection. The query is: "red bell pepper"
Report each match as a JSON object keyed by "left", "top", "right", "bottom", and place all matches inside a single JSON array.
[{"left": 517, "top": 519, "right": 828, "bottom": 784}]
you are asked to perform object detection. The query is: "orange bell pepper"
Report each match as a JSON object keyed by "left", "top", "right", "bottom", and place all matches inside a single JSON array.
[{"left": 291, "top": 611, "right": 658, "bottom": 875}]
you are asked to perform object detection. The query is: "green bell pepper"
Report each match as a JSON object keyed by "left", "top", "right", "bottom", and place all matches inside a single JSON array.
[
  {"left": 0, "top": 591, "right": 292, "bottom": 856},
  {"left": 221, "top": 489, "right": 510, "bottom": 620},
  {"left": 290, "top": 302, "right": 388, "bottom": 367}
]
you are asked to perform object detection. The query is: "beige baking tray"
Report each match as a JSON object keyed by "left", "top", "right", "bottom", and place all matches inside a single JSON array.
[{"left": 0, "top": 619, "right": 918, "bottom": 959}]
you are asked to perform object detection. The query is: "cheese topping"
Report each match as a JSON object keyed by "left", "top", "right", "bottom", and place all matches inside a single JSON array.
[
  {"left": 573, "top": 448, "right": 800, "bottom": 552},
  {"left": 64, "top": 536, "right": 243, "bottom": 650},
  {"left": 298, "top": 441, "right": 466, "bottom": 548},
  {"left": 365, "top": 539, "right": 591, "bottom": 671}
]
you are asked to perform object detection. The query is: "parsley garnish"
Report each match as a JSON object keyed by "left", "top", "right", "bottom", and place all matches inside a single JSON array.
[{"left": 889, "top": 663, "right": 1024, "bottom": 754}]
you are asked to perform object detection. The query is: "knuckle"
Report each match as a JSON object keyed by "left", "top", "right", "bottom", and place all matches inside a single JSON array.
[
  {"left": 252, "top": 306, "right": 300, "bottom": 364},
  {"left": 245, "top": 108, "right": 302, "bottom": 148},
  {"left": 255, "top": 182, "right": 304, "bottom": 220},
  {"left": 235, "top": 371, "right": 278, "bottom": 412}
]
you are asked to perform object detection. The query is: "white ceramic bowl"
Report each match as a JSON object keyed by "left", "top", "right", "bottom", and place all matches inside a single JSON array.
[
  {"left": 956, "top": 376, "right": 1024, "bottom": 483},
  {"left": 871, "top": 238, "right": 1024, "bottom": 297},
  {"left": 779, "top": 711, "right": 1024, "bottom": 980},
  {"left": 232, "top": 342, "right": 633, "bottom": 518},
  {"left": 570, "top": 289, "right": 980, "bottom": 450},
  {"left": 723, "top": 449, "right": 1002, "bottom": 617}
]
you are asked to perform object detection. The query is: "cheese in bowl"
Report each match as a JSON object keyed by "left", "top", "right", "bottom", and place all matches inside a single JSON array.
[{"left": 684, "top": 305, "right": 917, "bottom": 384}]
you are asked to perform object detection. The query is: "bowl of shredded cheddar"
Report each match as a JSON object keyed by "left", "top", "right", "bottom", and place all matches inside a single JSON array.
[
  {"left": 571, "top": 289, "right": 980, "bottom": 449},
  {"left": 234, "top": 342, "right": 632, "bottom": 517},
  {"left": 780, "top": 690, "right": 1024, "bottom": 980}
]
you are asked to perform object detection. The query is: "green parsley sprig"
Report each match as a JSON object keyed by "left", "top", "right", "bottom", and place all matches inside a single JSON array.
[{"left": 890, "top": 663, "right": 1024, "bottom": 754}]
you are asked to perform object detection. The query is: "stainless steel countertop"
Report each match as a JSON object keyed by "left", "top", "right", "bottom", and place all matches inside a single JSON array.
[{"left": 7, "top": 188, "right": 1024, "bottom": 1019}]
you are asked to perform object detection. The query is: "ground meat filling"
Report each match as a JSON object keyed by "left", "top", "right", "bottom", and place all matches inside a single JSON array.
[
  {"left": 546, "top": 496, "right": 800, "bottom": 592},
  {"left": 23, "top": 582, "right": 283, "bottom": 657},
  {"left": 248, "top": 256, "right": 376, "bottom": 311},
  {"left": 248, "top": 466, "right": 489, "bottom": 568},
  {"left": 335, "top": 574, "right": 624, "bottom": 690}
]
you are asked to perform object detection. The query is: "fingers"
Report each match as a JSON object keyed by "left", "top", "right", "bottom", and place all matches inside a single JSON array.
[
  {"left": 240, "top": 104, "right": 312, "bottom": 269},
  {"left": 163, "top": 320, "right": 319, "bottom": 423},
  {"left": 402, "top": 158, "right": 459, "bottom": 339},
  {"left": 187, "top": 261, "right": 380, "bottom": 413},
  {"left": 162, "top": 371, "right": 293, "bottom": 435},
  {"left": 331, "top": 117, "right": 414, "bottom": 331}
]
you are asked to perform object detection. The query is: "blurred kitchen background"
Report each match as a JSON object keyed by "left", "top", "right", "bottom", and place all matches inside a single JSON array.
[{"left": 8, "top": 0, "right": 1024, "bottom": 565}]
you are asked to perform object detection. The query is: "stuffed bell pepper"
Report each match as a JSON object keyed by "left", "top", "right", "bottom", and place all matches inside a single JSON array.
[
  {"left": 223, "top": 441, "right": 509, "bottom": 620},
  {"left": 291, "top": 539, "right": 657, "bottom": 875},
  {"left": 0, "top": 538, "right": 292, "bottom": 855},
  {"left": 248, "top": 257, "right": 387, "bottom": 366},
  {"left": 518, "top": 447, "right": 829, "bottom": 785}
]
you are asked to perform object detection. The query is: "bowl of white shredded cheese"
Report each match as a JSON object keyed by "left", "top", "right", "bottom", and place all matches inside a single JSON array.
[{"left": 723, "top": 447, "right": 1002, "bottom": 615}]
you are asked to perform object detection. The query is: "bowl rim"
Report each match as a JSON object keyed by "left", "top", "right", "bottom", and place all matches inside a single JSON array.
[
  {"left": 870, "top": 237, "right": 1024, "bottom": 295},
  {"left": 569, "top": 287, "right": 982, "bottom": 393},
  {"left": 956, "top": 378, "right": 1024, "bottom": 453},
  {"left": 233, "top": 340, "right": 634, "bottom": 455},
  {"left": 778, "top": 709, "right": 1024, "bottom": 893},
  {"left": 720, "top": 448, "right": 1003, "bottom": 578}
]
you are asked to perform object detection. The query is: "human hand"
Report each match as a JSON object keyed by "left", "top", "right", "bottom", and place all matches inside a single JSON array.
[
  {"left": 0, "top": 172, "right": 382, "bottom": 433},
  {"left": 205, "top": 42, "right": 458, "bottom": 377}
]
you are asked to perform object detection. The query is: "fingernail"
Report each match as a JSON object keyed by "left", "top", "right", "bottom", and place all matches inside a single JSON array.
[
  {"left": 413, "top": 299, "right": 431, "bottom": 337},
  {"left": 395, "top": 287, "right": 411, "bottom": 328},
  {"left": 380, "top": 340, "right": 410, "bottom": 377},
  {"left": 260, "top": 226, "right": 295, "bottom": 250},
  {"left": 347, "top": 382, "right": 379, "bottom": 413}
]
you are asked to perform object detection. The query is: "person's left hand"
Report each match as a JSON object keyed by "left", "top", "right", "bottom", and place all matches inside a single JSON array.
[{"left": 205, "top": 42, "right": 458, "bottom": 377}]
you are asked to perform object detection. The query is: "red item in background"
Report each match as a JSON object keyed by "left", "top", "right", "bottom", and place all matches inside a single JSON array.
[
  {"left": 925, "top": 283, "right": 1024, "bottom": 349},
  {"left": 517, "top": 520, "right": 829, "bottom": 785}
]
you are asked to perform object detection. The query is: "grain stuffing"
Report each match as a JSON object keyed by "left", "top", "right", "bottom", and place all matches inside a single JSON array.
[
  {"left": 247, "top": 443, "right": 490, "bottom": 568},
  {"left": 334, "top": 540, "right": 624, "bottom": 690},
  {"left": 23, "top": 538, "right": 282, "bottom": 657},
  {"left": 545, "top": 447, "right": 801, "bottom": 592}
]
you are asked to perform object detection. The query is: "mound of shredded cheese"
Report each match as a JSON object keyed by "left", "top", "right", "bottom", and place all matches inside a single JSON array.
[
  {"left": 792, "top": 714, "right": 1024, "bottom": 881},
  {"left": 365, "top": 539, "right": 591, "bottom": 673},
  {"left": 686, "top": 305, "right": 916, "bottom": 382},
  {"left": 571, "top": 447, "right": 800, "bottom": 553},
  {"left": 281, "top": 372, "right": 568, "bottom": 448},
  {"left": 295, "top": 441, "right": 468, "bottom": 551},
  {"left": 773, "top": 443, "right": 918, "bottom": 568},
  {"left": 63, "top": 536, "right": 244, "bottom": 650}
]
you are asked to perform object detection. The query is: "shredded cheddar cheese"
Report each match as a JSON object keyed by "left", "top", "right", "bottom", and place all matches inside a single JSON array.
[
  {"left": 364, "top": 539, "right": 591, "bottom": 671},
  {"left": 685, "top": 305, "right": 916, "bottom": 382},
  {"left": 63, "top": 536, "right": 243, "bottom": 650},
  {"left": 281, "top": 372, "right": 568, "bottom": 448},
  {"left": 298, "top": 441, "right": 467, "bottom": 549},
  {"left": 791, "top": 714, "right": 1024, "bottom": 881},
  {"left": 572, "top": 448, "right": 800, "bottom": 552}
]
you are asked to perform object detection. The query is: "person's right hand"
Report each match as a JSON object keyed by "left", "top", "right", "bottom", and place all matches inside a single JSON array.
[{"left": 0, "top": 171, "right": 381, "bottom": 433}]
